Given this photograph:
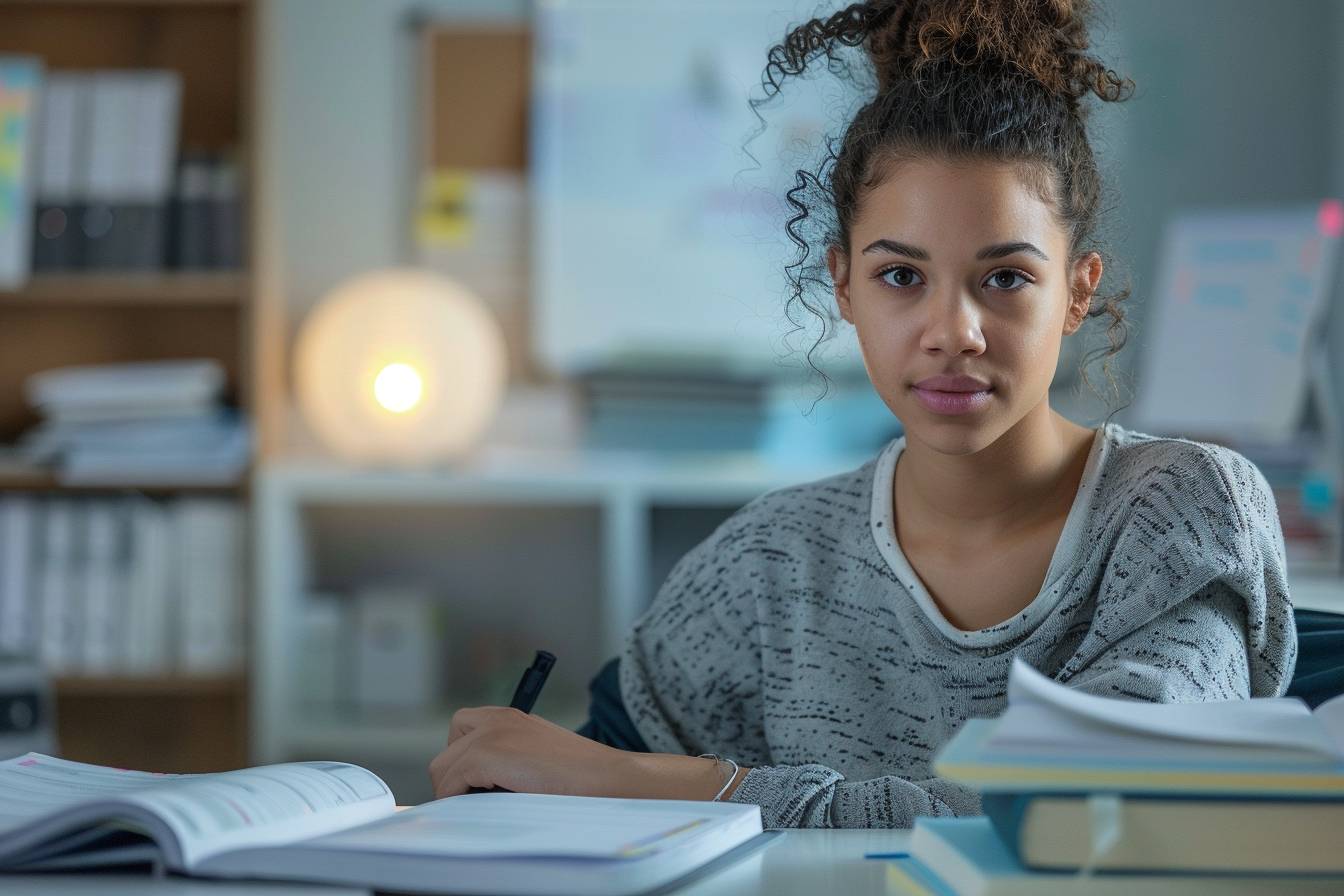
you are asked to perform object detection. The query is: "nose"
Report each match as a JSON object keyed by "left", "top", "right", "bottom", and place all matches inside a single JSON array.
[{"left": 919, "top": 287, "right": 986, "bottom": 356}]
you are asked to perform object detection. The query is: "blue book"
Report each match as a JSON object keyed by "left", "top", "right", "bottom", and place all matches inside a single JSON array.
[{"left": 887, "top": 817, "right": 1344, "bottom": 895}]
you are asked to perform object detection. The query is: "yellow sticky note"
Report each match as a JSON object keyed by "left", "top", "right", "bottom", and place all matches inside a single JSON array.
[{"left": 415, "top": 169, "right": 472, "bottom": 246}]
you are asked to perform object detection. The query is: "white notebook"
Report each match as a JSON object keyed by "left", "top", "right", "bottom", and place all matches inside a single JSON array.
[{"left": 0, "top": 753, "right": 766, "bottom": 896}]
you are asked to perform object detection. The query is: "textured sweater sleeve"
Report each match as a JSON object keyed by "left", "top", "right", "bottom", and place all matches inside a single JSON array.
[
  {"left": 1057, "top": 441, "right": 1298, "bottom": 699},
  {"left": 727, "top": 760, "right": 980, "bottom": 828}
]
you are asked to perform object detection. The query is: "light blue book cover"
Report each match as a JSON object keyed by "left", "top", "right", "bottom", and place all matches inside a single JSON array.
[
  {"left": 0, "top": 56, "right": 41, "bottom": 289},
  {"left": 936, "top": 718, "right": 1344, "bottom": 797}
]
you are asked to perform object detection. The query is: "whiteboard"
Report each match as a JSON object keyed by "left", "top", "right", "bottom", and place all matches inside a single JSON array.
[
  {"left": 531, "top": 0, "right": 866, "bottom": 379},
  {"left": 1131, "top": 201, "right": 1343, "bottom": 442}
]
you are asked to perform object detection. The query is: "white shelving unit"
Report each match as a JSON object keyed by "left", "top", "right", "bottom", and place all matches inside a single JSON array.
[
  {"left": 250, "top": 447, "right": 868, "bottom": 765},
  {"left": 251, "top": 447, "right": 1344, "bottom": 767}
]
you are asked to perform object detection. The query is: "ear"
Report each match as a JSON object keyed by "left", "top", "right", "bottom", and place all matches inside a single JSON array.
[
  {"left": 1064, "top": 252, "right": 1103, "bottom": 336},
  {"left": 827, "top": 246, "right": 853, "bottom": 324}
]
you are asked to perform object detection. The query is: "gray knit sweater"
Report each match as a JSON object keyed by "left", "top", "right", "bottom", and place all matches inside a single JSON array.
[{"left": 619, "top": 421, "right": 1298, "bottom": 828}]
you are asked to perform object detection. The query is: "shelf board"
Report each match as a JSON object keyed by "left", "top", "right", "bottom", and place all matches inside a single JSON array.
[
  {"left": 0, "top": 272, "right": 248, "bottom": 308},
  {"left": 0, "top": 457, "right": 249, "bottom": 494},
  {"left": 55, "top": 673, "right": 246, "bottom": 698},
  {"left": 2, "top": 0, "right": 247, "bottom": 7},
  {"left": 0, "top": 469, "right": 245, "bottom": 494}
]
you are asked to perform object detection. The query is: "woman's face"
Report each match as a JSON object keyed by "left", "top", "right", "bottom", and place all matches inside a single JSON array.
[{"left": 828, "top": 157, "right": 1101, "bottom": 455}]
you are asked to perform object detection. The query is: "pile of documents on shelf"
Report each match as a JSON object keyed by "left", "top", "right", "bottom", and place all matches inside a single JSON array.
[
  {"left": 888, "top": 658, "right": 1344, "bottom": 894},
  {"left": 20, "top": 359, "right": 249, "bottom": 486},
  {"left": 0, "top": 492, "right": 245, "bottom": 675}
]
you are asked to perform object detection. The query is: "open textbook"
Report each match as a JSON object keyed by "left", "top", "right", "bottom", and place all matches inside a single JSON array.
[
  {"left": 0, "top": 753, "right": 767, "bottom": 896},
  {"left": 936, "top": 656, "right": 1344, "bottom": 794}
]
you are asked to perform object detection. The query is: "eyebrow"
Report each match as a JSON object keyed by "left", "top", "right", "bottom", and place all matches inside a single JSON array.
[{"left": 860, "top": 239, "right": 1050, "bottom": 263}]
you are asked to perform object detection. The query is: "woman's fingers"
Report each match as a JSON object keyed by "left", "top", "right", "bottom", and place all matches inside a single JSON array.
[
  {"left": 432, "top": 707, "right": 529, "bottom": 797},
  {"left": 429, "top": 727, "right": 489, "bottom": 797},
  {"left": 430, "top": 706, "right": 622, "bottom": 800},
  {"left": 446, "top": 705, "right": 523, "bottom": 745},
  {"left": 445, "top": 706, "right": 483, "bottom": 745}
]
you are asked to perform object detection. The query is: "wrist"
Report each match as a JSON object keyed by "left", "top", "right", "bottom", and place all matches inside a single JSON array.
[
  {"left": 720, "top": 764, "right": 748, "bottom": 801},
  {"left": 620, "top": 752, "right": 738, "bottom": 801}
]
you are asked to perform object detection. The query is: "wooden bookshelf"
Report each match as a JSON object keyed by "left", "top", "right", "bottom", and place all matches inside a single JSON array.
[
  {"left": 54, "top": 673, "right": 245, "bottom": 697},
  {"left": 55, "top": 679, "right": 249, "bottom": 774},
  {"left": 0, "top": 272, "right": 248, "bottom": 307},
  {"left": 0, "top": 469, "right": 246, "bottom": 494},
  {"left": 0, "top": 0, "right": 257, "bottom": 773}
]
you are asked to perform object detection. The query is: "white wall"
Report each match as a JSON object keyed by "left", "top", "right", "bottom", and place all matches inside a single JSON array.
[
  {"left": 1337, "top": 1, "right": 1344, "bottom": 200},
  {"left": 1331, "top": 0, "right": 1344, "bottom": 431}
]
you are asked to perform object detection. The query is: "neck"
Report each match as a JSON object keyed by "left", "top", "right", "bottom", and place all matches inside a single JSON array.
[{"left": 895, "top": 402, "right": 1094, "bottom": 543}]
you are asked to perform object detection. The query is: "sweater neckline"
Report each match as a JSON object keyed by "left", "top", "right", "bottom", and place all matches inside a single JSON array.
[{"left": 868, "top": 422, "right": 1114, "bottom": 647}]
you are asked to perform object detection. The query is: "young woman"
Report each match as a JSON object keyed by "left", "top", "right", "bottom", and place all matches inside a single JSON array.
[{"left": 428, "top": 0, "right": 1297, "bottom": 828}]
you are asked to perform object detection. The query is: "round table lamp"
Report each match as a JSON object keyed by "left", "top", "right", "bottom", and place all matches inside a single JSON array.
[{"left": 294, "top": 268, "right": 507, "bottom": 465}]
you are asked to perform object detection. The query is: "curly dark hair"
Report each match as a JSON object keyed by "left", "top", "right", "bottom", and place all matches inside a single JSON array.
[{"left": 754, "top": 0, "right": 1136, "bottom": 417}]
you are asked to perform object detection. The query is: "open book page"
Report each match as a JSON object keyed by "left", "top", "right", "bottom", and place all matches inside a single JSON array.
[
  {"left": 995, "top": 658, "right": 1343, "bottom": 761},
  {"left": 0, "top": 753, "right": 184, "bottom": 835},
  {"left": 0, "top": 753, "right": 395, "bottom": 870}
]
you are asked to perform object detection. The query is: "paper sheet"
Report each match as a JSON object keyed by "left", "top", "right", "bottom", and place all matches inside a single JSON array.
[{"left": 995, "top": 657, "right": 1342, "bottom": 760}]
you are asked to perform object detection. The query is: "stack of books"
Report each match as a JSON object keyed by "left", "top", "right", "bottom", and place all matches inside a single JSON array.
[
  {"left": 577, "top": 365, "right": 774, "bottom": 453},
  {"left": 888, "top": 658, "right": 1344, "bottom": 894},
  {"left": 19, "top": 358, "right": 250, "bottom": 486},
  {"left": 576, "top": 363, "right": 900, "bottom": 459}
]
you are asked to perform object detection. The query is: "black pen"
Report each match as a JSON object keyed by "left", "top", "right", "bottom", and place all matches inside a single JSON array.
[
  {"left": 509, "top": 650, "right": 556, "bottom": 714},
  {"left": 467, "top": 650, "right": 555, "bottom": 795}
]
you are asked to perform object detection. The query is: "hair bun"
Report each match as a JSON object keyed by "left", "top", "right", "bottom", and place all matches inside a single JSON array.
[{"left": 866, "top": 0, "right": 1132, "bottom": 105}]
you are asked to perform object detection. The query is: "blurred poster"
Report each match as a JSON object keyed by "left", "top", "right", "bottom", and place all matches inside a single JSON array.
[
  {"left": 532, "top": 0, "right": 865, "bottom": 379},
  {"left": 1133, "top": 201, "right": 1342, "bottom": 443}
]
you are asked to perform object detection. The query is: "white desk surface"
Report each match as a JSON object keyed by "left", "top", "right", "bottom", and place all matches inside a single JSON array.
[{"left": 0, "top": 828, "right": 913, "bottom": 896}]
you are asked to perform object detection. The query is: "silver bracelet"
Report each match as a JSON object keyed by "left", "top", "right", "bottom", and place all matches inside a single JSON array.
[{"left": 697, "top": 753, "right": 740, "bottom": 802}]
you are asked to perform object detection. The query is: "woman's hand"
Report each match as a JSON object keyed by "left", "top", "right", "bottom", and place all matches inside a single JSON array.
[{"left": 427, "top": 706, "right": 746, "bottom": 801}]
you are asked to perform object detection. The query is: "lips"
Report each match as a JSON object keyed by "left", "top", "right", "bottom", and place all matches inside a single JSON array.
[
  {"left": 910, "top": 374, "right": 994, "bottom": 417},
  {"left": 912, "top": 374, "right": 992, "bottom": 393}
]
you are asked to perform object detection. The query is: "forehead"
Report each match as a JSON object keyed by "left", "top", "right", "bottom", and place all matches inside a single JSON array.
[{"left": 851, "top": 157, "right": 1064, "bottom": 255}]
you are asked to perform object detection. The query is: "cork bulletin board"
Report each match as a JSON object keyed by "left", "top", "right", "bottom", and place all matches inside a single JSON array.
[
  {"left": 414, "top": 23, "right": 534, "bottom": 381},
  {"left": 421, "top": 27, "right": 530, "bottom": 173}
]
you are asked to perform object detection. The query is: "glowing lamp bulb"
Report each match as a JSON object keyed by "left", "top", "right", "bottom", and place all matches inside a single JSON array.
[
  {"left": 373, "top": 363, "right": 423, "bottom": 414},
  {"left": 294, "top": 268, "right": 507, "bottom": 465}
]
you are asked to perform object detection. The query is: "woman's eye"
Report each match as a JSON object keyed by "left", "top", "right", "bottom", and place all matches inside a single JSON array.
[
  {"left": 987, "top": 270, "right": 1030, "bottom": 290},
  {"left": 878, "top": 266, "right": 923, "bottom": 288},
  {"left": 876, "top": 267, "right": 1031, "bottom": 291}
]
